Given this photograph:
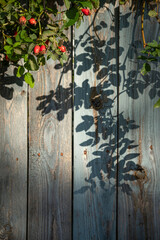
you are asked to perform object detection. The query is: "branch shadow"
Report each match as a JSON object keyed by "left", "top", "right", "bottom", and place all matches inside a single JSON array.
[
  {"left": 35, "top": 1, "right": 160, "bottom": 197},
  {"left": 1, "top": 1, "right": 159, "bottom": 197}
]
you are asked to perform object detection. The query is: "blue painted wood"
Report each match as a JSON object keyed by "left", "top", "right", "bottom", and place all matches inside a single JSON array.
[
  {"left": 28, "top": 6, "right": 72, "bottom": 239},
  {"left": 0, "top": 65, "right": 27, "bottom": 240},
  {"left": 74, "top": 3, "right": 118, "bottom": 239},
  {"left": 118, "top": 2, "right": 160, "bottom": 239}
]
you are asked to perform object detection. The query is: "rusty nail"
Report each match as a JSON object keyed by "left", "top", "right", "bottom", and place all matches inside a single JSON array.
[{"left": 84, "top": 150, "right": 87, "bottom": 155}]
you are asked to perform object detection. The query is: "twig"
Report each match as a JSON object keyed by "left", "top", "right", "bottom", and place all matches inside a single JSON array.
[{"left": 141, "top": 1, "right": 146, "bottom": 48}]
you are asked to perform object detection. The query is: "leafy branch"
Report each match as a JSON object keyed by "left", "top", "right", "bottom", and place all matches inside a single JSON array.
[{"left": 0, "top": 0, "right": 99, "bottom": 87}]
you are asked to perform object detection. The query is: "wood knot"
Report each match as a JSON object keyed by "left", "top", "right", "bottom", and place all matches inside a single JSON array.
[
  {"left": 90, "top": 94, "right": 102, "bottom": 110},
  {"left": 90, "top": 88, "right": 103, "bottom": 110},
  {"left": 134, "top": 166, "right": 148, "bottom": 182}
]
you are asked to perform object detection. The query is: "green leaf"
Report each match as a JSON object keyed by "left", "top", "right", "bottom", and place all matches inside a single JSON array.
[
  {"left": 29, "top": 55, "right": 39, "bottom": 71},
  {"left": 141, "top": 63, "right": 151, "bottom": 75},
  {"left": 42, "top": 30, "right": 54, "bottom": 40},
  {"left": 60, "top": 57, "right": 63, "bottom": 66},
  {"left": 20, "top": 30, "right": 27, "bottom": 39},
  {"left": 51, "top": 53, "right": 58, "bottom": 61},
  {"left": 26, "top": 14, "right": 32, "bottom": 20},
  {"left": 29, "top": 34, "right": 37, "bottom": 40},
  {"left": 28, "top": 43, "right": 35, "bottom": 54},
  {"left": 148, "top": 10, "right": 158, "bottom": 18},
  {"left": 4, "top": 45, "right": 13, "bottom": 54},
  {"left": 24, "top": 72, "right": 35, "bottom": 88},
  {"left": 13, "top": 42, "right": 21, "bottom": 47},
  {"left": 38, "top": 55, "right": 45, "bottom": 65},
  {"left": 79, "top": 1, "right": 93, "bottom": 9},
  {"left": 147, "top": 40, "right": 158, "bottom": 48},
  {"left": 138, "top": 55, "right": 148, "bottom": 60},
  {"left": 6, "top": 38, "right": 13, "bottom": 45},
  {"left": 90, "top": 0, "right": 99, "bottom": 8},
  {"left": 16, "top": 66, "right": 25, "bottom": 78},
  {"left": 0, "top": 0, "right": 7, "bottom": 7},
  {"left": 154, "top": 98, "right": 160, "bottom": 108},
  {"left": 65, "top": 7, "right": 80, "bottom": 27},
  {"left": 24, "top": 37, "right": 33, "bottom": 43},
  {"left": 62, "top": 53, "right": 68, "bottom": 61},
  {"left": 24, "top": 54, "right": 29, "bottom": 62},
  {"left": 64, "top": 0, "right": 71, "bottom": 9},
  {"left": 14, "top": 48, "right": 22, "bottom": 55}
]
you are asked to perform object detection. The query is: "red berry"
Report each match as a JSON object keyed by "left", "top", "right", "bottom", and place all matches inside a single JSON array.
[
  {"left": 58, "top": 45, "right": 66, "bottom": 53},
  {"left": 40, "top": 45, "right": 46, "bottom": 54},
  {"left": 19, "top": 16, "right": 27, "bottom": 25},
  {"left": 34, "top": 45, "right": 40, "bottom": 54},
  {"left": 14, "top": 31, "right": 18, "bottom": 37},
  {"left": 5, "top": 55, "right": 9, "bottom": 61},
  {"left": 45, "top": 40, "right": 49, "bottom": 45},
  {"left": 81, "top": 9, "right": 90, "bottom": 16},
  {"left": 29, "top": 18, "right": 37, "bottom": 26}
]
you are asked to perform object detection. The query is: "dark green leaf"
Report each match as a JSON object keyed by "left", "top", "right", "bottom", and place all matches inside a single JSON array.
[
  {"left": 29, "top": 55, "right": 39, "bottom": 71},
  {"left": 42, "top": 30, "right": 54, "bottom": 40},
  {"left": 29, "top": 34, "right": 37, "bottom": 40},
  {"left": 79, "top": 1, "right": 93, "bottom": 9},
  {"left": 65, "top": 7, "right": 80, "bottom": 27},
  {"left": 141, "top": 63, "right": 151, "bottom": 75},
  {"left": 16, "top": 66, "right": 25, "bottom": 78},
  {"left": 20, "top": 30, "right": 27, "bottom": 39}
]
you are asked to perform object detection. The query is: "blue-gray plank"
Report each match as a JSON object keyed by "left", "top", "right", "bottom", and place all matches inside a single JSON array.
[
  {"left": 74, "top": 3, "right": 118, "bottom": 239},
  {"left": 118, "top": 2, "right": 160, "bottom": 239},
  {"left": 0, "top": 65, "right": 27, "bottom": 240}
]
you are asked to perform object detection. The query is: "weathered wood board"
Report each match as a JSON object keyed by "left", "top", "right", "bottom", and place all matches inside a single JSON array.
[
  {"left": 118, "top": 2, "right": 160, "bottom": 239},
  {"left": 74, "top": 3, "right": 118, "bottom": 239},
  {"left": 27, "top": 7, "right": 72, "bottom": 240},
  {"left": 0, "top": 65, "right": 27, "bottom": 240}
]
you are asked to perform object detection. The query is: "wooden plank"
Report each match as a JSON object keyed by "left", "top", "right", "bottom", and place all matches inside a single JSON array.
[
  {"left": 118, "top": 2, "right": 160, "bottom": 239},
  {"left": 73, "top": 3, "right": 118, "bottom": 239},
  {"left": 28, "top": 6, "right": 72, "bottom": 240},
  {"left": 0, "top": 64, "right": 27, "bottom": 240}
]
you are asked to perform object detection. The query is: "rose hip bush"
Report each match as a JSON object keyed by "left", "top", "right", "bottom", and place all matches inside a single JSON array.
[{"left": 0, "top": 0, "right": 99, "bottom": 88}]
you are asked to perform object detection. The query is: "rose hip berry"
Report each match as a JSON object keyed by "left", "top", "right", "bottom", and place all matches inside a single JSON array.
[
  {"left": 19, "top": 16, "right": 27, "bottom": 25},
  {"left": 14, "top": 31, "right": 18, "bottom": 37},
  {"left": 45, "top": 40, "right": 49, "bottom": 45},
  {"left": 34, "top": 45, "right": 40, "bottom": 54},
  {"left": 5, "top": 55, "right": 9, "bottom": 61},
  {"left": 29, "top": 18, "right": 37, "bottom": 26},
  {"left": 40, "top": 45, "right": 46, "bottom": 54},
  {"left": 81, "top": 9, "right": 90, "bottom": 16},
  {"left": 58, "top": 46, "right": 66, "bottom": 53}
]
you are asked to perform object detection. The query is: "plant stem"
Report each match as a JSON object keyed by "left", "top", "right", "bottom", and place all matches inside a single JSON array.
[{"left": 141, "top": 1, "right": 146, "bottom": 48}]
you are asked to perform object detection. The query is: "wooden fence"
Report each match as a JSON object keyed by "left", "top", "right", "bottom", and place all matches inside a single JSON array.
[{"left": 0, "top": 1, "right": 160, "bottom": 239}]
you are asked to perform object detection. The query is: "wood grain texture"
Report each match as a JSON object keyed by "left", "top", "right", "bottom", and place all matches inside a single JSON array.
[
  {"left": 0, "top": 65, "right": 27, "bottom": 240},
  {"left": 73, "top": 3, "right": 118, "bottom": 239},
  {"left": 28, "top": 7, "right": 72, "bottom": 240},
  {"left": 118, "top": 2, "right": 160, "bottom": 239}
]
